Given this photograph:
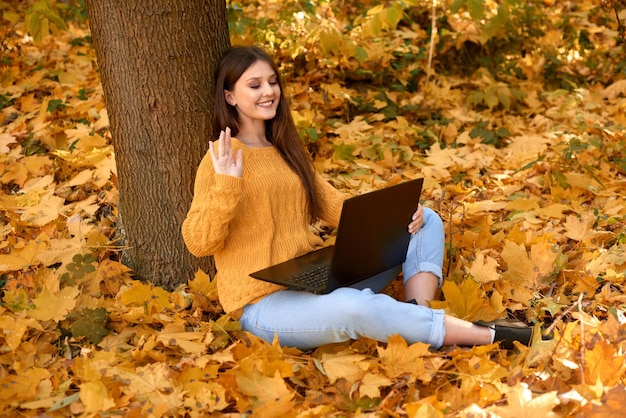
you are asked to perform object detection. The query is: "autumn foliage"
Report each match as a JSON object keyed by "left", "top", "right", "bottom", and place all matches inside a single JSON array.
[{"left": 1, "top": 0, "right": 625, "bottom": 416}]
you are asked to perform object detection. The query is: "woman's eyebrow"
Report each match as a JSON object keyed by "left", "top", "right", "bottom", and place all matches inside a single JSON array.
[{"left": 245, "top": 73, "right": 277, "bottom": 82}]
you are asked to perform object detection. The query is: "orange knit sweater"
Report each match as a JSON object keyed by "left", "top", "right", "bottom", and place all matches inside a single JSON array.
[{"left": 182, "top": 138, "right": 345, "bottom": 314}]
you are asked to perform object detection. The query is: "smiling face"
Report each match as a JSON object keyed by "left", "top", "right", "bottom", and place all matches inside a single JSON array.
[{"left": 224, "top": 60, "right": 281, "bottom": 131}]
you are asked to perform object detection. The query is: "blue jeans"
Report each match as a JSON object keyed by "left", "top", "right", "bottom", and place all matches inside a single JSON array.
[{"left": 241, "top": 207, "right": 446, "bottom": 350}]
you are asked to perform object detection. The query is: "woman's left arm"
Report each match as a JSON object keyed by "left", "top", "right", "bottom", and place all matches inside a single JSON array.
[{"left": 314, "top": 174, "right": 346, "bottom": 227}]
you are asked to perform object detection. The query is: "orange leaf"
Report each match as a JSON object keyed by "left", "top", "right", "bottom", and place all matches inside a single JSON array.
[{"left": 584, "top": 339, "right": 625, "bottom": 387}]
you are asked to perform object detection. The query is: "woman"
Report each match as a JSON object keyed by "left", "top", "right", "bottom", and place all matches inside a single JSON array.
[{"left": 182, "top": 45, "right": 532, "bottom": 350}]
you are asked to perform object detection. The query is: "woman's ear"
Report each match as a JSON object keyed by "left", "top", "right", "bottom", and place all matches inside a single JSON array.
[{"left": 224, "top": 90, "right": 236, "bottom": 106}]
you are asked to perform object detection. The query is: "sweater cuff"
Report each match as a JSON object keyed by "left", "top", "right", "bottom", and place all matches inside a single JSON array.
[{"left": 214, "top": 173, "right": 243, "bottom": 188}]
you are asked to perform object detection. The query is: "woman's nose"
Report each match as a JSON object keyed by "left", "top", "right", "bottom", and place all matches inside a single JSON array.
[{"left": 262, "top": 82, "right": 274, "bottom": 95}]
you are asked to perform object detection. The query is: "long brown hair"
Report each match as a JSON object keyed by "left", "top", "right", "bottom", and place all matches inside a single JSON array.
[{"left": 212, "top": 45, "right": 321, "bottom": 222}]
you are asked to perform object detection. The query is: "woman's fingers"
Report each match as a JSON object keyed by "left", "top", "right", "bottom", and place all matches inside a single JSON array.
[
  {"left": 218, "top": 130, "right": 224, "bottom": 158},
  {"left": 409, "top": 204, "right": 424, "bottom": 233},
  {"left": 210, "top": 127, "right": 242, "bottom": 177},
  {"left": 209, "top": 139, "right": 218, "bottom": 165},
  {"left": 221, "top": 128, "right": 233, "bottom": 157}
]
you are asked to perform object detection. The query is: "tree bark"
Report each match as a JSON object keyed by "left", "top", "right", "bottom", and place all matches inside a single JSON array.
[{"left": 86, "top": 0, "right": 230, "bottom": 289}]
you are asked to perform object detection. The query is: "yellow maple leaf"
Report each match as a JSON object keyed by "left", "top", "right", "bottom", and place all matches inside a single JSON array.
[
  {"left": 488, "top": 382, "right": 558, "bottom": 418},
  {"left": 504, "top": 134, "right": 552, "bottom": 166},
  {"left": 501, "top": 240, "right": 535, "bottom": 305},
  {"left": 467, "top": 249, "right": 500, "bottom": 283},
  {"left": 119, "top": 280, "right": 152, "bottom": 306},
  {"left": 377, "top": 334, "right": 431, "bottom": 379},
  {"left": 564, "top": 212, "right": 600, "bottom": 242},
  {"left": 537, "top": 203, "right": 570, "bottom": 219},
  {"left": 321, "top": 353, "right": 371, "bottom": 384},
  {"left": 188, "top": 268, "right": 214, "bottom": 296},
  {"left": 359, "top": 372, "right": 392, "bottom": 399},
  {"left": 505, "top": 198, "right": 540, "bottom": 212},
  {"left": 406, "top": 400, "right": 444, "bottom": 418},
  {"left": 0, "top": 315, "right": 43, "bottom": 351},
  {"left": 29, "top": 286, "right": 80, "bottom": 322},
  {"left": 234, "top": 369, "right": 295, "bottom": 417},
  {"left": 181, "top": 380, "right": 229, "bottom": 413},
  {"left": 440, "top": 279, "right": 504, "bottom": 322},
  {"left": 464, "top": 199, "right": 508, "bottom": 216},
  {"left": 156, "top": 327, "right": 209, "bottom": 354},
  {"left": 79, "top": 381, "right": 116, "bottom": 414},
  {"left": 0, "top": 239, "right": 45, "bottom": 272},
  {"left": 602, "top": 79, "right": 626, "bottom": 99},
  {"left": 0, "top": 367, "right": 51, "bottom": 403},
  {"left": 150, "top": 286, "right": 174, "bottom": 313},
  {"left": 332, "top": 115, "right": 373, "bottom": 139},
  {"left": 66, "top": 168, "right": 94, "bottom": 187},
  {"left": 0, "top": 133, "right": 17, "bottom": 153},
  {"left": 36, "top": 235, "right": 86, "bottom": 267},
  {"left": 580, "top": 384, "right": 626, "bottom": 417},
  {"left": 530, "top": 242, "right": 559, "bottom": 280},
  {"left": 0, "top": 162, "right": 29, "bottom": 189},
  {"left": 112, "top": 363, "right": 183, "bottom": 412}
]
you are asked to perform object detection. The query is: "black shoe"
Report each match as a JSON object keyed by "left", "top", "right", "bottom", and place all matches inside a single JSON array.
[{"left": 475, "top": 319, "right": 534, "bottom": 349}]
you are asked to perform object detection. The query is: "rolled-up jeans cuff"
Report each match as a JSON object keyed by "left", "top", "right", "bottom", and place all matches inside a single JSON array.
[{"left": 403, "top": 261, "right": 443, "bottom": 287}]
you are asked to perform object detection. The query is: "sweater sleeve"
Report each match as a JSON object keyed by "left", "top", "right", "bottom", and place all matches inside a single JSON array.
[
  {"left": 182, "top": 150, "right": 243, "bottom": 257},
  {"left": 315, "top": 173, "right": 345, "bottom": 227}
]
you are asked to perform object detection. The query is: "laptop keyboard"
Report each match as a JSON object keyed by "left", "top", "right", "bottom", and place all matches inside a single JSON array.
[{"left": 290, "top": 264, "right": 330, "bottom": 288}]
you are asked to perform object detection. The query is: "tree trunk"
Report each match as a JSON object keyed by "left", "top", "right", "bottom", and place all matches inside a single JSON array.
[{"left": 86, "top": 0, "right": 230, "bottom": 289}]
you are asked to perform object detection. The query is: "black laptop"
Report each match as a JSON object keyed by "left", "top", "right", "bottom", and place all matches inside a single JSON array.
[{"left": 249, "top": 178, "right": 424, "bottom": 294}]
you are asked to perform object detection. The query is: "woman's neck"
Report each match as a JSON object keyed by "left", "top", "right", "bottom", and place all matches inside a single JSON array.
[{"left": 237, "top": 129, "right": 272, "bottom": 148}]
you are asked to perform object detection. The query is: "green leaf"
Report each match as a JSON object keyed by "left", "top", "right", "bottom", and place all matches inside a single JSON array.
[
  {"left": 47, "top": 99, "right": 64, "bottom": 112},
  {"left": 69, "top": 307, "right": 109, "bottom": 344},
  {"left": 385, "top": 5, "right": 402, "bottom": 30},
  {"left": 2, "top": 289, "right": 34, "bottom": 312},
  {"left": 467, "top": 0, "right": 485, "bottom": 20},
  {"left": 3, "top": 11, "right": 20, "bottom": 25},
  {"left": 305, "top": 127, "right": 318, "bottom": 141},
  {"left": 319, "top": 27, "right": 341, "bottom": 54},
  {"left": 65, "top": 253, "right": 97, "bottom": 279},
  {"left": 450, "top": 0, "right": 465, "bottom": 13},
  {"left": 467, "top": 91, "right": 484, "bottom": 107},
  {"left": 334, "top": 143, "right": 357, "bottom": 161},
  {"left": 25, "top": 0, "right": 68, "bottom": 42},
  {"left": 497, "top": 89, "right": 511, "bottom": 109},
  {"left": 49, "top": 394, "right": 81, "bottom": 412},
  {"left": 485, "top": 90, "right": 499, "bottom": 109},
  {"left": 535, "top": 297, "right": 565, "bottom": 316},
  {"left": 354, "top": 46, "right": 368, "bottom": 63}
]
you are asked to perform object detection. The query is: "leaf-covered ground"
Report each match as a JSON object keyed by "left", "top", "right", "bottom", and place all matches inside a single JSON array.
[{"left": 1, "top": 1, "right": 626, "bottom": 416}]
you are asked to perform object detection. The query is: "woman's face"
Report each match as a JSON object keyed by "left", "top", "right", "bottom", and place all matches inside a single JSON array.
[{"left": 224, "top": 59, "right": 281, "bottom": 126}]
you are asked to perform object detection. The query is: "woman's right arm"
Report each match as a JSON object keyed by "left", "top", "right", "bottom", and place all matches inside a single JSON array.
[{"left": 181, "top": 149, "right": 243, "bottom": 257}]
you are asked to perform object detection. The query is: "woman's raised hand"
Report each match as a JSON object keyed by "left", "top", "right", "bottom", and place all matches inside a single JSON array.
[{"left": 210, "top": 127, "right": 243, "bottom": 178}]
